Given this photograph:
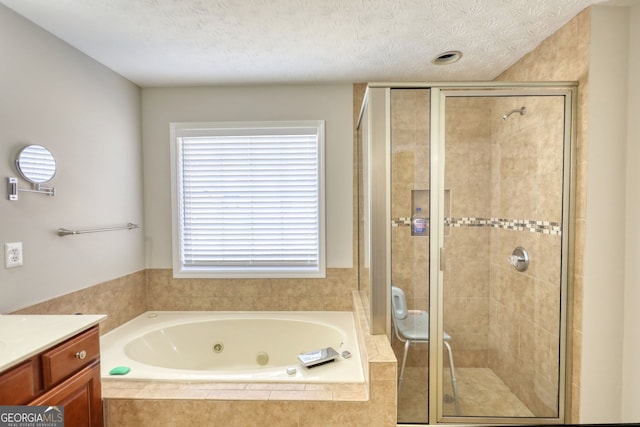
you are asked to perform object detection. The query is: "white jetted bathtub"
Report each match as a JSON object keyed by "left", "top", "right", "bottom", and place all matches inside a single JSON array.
[{"left": 100, "top": 311, "right": 365, "bottom": 383}]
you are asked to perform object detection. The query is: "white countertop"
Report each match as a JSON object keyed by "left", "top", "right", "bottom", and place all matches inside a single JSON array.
[{"left": 0, "top": 314, "right": 106, "bottom": 372}]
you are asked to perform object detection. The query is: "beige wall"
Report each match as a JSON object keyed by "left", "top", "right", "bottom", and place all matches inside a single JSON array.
[
  {"left": 622, "top": 3, "right": 640, "bottom": 421},
  {"left": 584, "top": 5, "right": 640, "bottom": 423},
  {"left": 0, "top": 5, "right": 144, "bottom": 313},
  {"left": 499, "top": 3, "right": 640, "bottom": 423},
  {"left": 581, "top": 6, "right": 627, "bottom": 422}
]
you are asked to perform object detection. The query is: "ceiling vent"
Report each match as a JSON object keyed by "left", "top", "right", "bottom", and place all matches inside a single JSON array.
[{"left": 432, "top": 51, "right": 462, "bottom": 65}]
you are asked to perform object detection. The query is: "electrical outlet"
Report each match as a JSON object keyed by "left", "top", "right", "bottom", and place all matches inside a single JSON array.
[{"left": 5, "top": 242, "right": 23, "bottom": 268}]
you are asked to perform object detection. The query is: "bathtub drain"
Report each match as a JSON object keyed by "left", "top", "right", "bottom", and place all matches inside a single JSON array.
[{"left": 212, "top": 343, "right": 224, "bottom": 353}]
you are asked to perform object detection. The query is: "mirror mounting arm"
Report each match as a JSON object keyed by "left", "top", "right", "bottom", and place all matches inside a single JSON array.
[
  {"left": 7, "top": 177, "right": 55, "bottom": 201},
  {"left": 8, "top": 144, "right": 57, "bottom": 201}
]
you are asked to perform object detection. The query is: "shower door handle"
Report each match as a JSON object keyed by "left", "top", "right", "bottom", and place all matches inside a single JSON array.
[{"left": 440, "top": 247, "right": 446, "bottom": 271}]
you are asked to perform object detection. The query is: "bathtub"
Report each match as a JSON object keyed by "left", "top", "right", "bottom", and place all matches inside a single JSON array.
[{"left": 100, "top": 311, "right": 365, "bottom": 383}]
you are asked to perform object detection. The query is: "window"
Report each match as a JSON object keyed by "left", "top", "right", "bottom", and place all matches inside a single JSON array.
[{"left": 170, "top": 121, "right": 325, "bottom": 278}]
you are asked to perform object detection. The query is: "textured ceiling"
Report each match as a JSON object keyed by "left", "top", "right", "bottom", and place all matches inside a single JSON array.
[{"left": 1, "top": 0, "right": 609, "bottom": 87}]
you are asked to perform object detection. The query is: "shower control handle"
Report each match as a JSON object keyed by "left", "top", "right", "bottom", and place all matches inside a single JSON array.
[{"left": 508, "top": 247, "right": 529, "bottom": 272}]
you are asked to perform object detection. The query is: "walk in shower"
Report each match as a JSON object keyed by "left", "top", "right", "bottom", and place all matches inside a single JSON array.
[{"left": 357, "top": 83, "right": 575, "bottom": 424}]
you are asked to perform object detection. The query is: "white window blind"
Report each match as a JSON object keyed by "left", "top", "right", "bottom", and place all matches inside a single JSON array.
[{"left": 171, "top": 121, "right": 325, "bottom": 278}]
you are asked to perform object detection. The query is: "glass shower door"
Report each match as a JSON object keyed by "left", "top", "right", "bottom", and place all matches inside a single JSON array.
[
  {"left": 390, "top": 88, "right": 432, "bottom": 424},
  {"left": 437, "top": 91, "right": 570, "bottom": 421}
]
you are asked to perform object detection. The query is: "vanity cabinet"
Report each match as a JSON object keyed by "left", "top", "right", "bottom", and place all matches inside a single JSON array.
[{"left": 0, "top": 325, "right": 103, "bottom": 427}]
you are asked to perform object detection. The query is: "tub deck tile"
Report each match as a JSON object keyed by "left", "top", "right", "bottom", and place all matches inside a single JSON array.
[
  {"left": 102, "top": 380, "right": 147, "bottom": 389},
  {"left": 268, "top": 389, "right": 333, "bottom": 401},
  {"left": 100, "top": 388, "right": 144, "bottom": 399},
  {"left": 330, "top": 386, "right": 369, "bottom": 401},
  {"left": 246, "top": 383, "right": 306, "bottom": 391},
  {"left": 206, "top": 389, "right": 272, "bottom": 400},
  {"left": 303, "top": 383, "right": 368, "bottom": 400},
  {"left": 102, "top": 380, "right": 369, "bottom": 402},
  {"left": 178, "top": 382, "right": 248, "bottom": 390},
  {"left": 136, "top": 388, "right": 211, "bottom": 400}
]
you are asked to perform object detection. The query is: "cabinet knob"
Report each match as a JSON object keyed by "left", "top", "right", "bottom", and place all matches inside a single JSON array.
[{"left": 75, "top": 350, "right": 87, "bottom": 360}]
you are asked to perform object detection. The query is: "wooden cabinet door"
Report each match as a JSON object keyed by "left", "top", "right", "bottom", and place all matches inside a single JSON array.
[
  {"left": 31, "top": 361, "right": 103, "bottom": 427},
  {"left": 0, "top": 358, "right": 41, "bottom": 405}
]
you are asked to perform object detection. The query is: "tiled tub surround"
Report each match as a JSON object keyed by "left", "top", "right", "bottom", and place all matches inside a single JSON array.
[
  {"left": 11, "top": 270, "right": 147, "bottom": 334},
  {"left": 102, "top": 292, "right": 397, "bottom": 427},
  {"left": 11, "top": 267, "right": 357, "bottom": 326},
  {"left": 146, "top": 268, "right": 358, "bottom": 312}
]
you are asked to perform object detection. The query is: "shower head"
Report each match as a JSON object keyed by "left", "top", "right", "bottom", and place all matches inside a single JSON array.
[{"left": 502, "top": 106, "right": 526, "bottom": 120}]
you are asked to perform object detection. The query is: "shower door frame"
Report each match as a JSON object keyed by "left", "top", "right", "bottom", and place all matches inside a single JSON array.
[
  {"left": 363, "top": 82, "right": 577, "bottom": 425},
  {"left": 430, "top": 85, "right": 575, "bottom": 424}
]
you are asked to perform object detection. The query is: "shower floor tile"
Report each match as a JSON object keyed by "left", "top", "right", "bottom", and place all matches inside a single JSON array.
[{"left": 397, "top": 367, "right": 534, "bottom": 423}]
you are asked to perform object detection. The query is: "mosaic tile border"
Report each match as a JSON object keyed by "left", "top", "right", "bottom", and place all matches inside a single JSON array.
[
  {"left": 392, "top": 217, "right": 562, "bottom": 235},
  {"left": 448, "top": 217, "right": 562, "bottom": 235}
]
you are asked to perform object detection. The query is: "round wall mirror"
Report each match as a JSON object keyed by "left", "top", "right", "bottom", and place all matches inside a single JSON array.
[{"left": 15, "top": 145, "right": 56, "bottom": 184}]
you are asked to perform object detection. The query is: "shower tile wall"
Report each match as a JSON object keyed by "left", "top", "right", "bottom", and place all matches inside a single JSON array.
[
  {"left": 389, "top": 92, "right": 494, "bottom": 369},
  {"left": 390, "top": 89, "right": 430, "bottom": 366},
  {"left": 496, "top": 10, "right": 590, "bottom": 420},
  {"left": 444, "top": 95, "right": 564, "bottom": 416},
  {"left": 444, "top": 97, "right": 493, "bottom": 368},
  {"left": 487, "top": 96, "right": 564, "bottom": 417}
]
